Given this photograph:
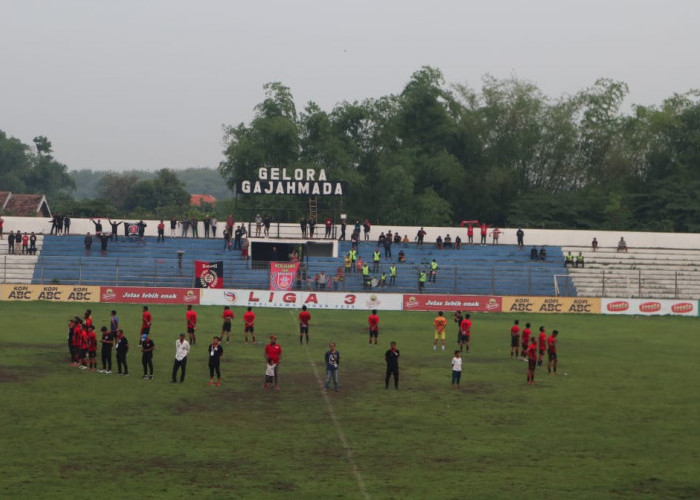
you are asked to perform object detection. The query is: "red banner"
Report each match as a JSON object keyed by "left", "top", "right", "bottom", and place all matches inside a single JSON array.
[
  {"left": 100, "top": 287, "right": 200, "bottom": 304},
  {"left": 402, "top": 294, "right": 502, "bottom": 312},
  {"left": 269, "top": 262, "right": 300, "bottom": 291},
  {"left": 195, "top": 260, "right": 223, "bottom": 288}
]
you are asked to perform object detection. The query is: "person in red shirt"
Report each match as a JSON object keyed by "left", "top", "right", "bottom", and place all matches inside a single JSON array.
[
  {"left": 221, "top": 306, "right": 234, "bottom": 344},
  {"left": 460, "top": 314, "right": 472, "bottom": 354},
  {"left": 324, "top": 217, "right": 333, "bottom": 239},
  {"left": 86, "top": 325, "right": 98, "bottom": 371},
  {"left": 521, "top": 322, "right": 532, "bottom": 360},
  {"left": 537, "top": 326, "right": 547, "bottom": 366},
  {"left": 368, "top": 309, "right": 380, "bottom": 345},
  {"left": 157, "top": 220, "right": 165, "bottom": 243},
  {"left": 547, "top": 330, "right": 559, "bottom": 375},
  {"left": 264, "top": 335, "right": 282, "bottom": 390},
  {"left": 21, "top": 232, "right": 29, "bottom": 254},
  {"left": 298, "top": 305, "right": 311, "bottom": 345},
  {"left": 186, "top": 305, "right": 198, "bottom": 345},
  {"left": 83, "top": 309, "right": 93, "bottom": 331},
  {"left": 243, "top": 307, "right": 256, "bottom": 344},
  {"left": 71, "top": 318, "right": 83, "bottom": 366},
  {"left": 526, "top": 337, "right": 538, "bottom": 384},
  {"left": 467, "top": 224, "right": 474, "bottom": 245},
  {"left": 76, "top": 320, "right": 89, "bottom": 369},
  {"left": 140, "top": 306, "right": 152, "bottom": 344},
  {"left": 510, "top": 319, "right": 520, "bottom": 359},
  {"left": 480, "top": 223, "right": 488, "bottom": 246}
]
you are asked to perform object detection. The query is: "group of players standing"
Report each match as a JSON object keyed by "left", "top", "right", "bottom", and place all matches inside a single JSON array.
[{"left": 509, "top": 319, "right": 559, "bottom": 384}]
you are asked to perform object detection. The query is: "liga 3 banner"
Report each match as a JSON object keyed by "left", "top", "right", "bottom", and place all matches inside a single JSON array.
[
  {"left": 195, "top": 261, "right": 223, "bottom": 289},
  {"left": 270, "top": 262, "right": 300, "bottom": 291}
]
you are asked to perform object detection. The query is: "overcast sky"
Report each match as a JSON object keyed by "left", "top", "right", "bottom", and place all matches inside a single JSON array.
[{"left": 1, "top": 0, "right": 698, "bottom": 173}]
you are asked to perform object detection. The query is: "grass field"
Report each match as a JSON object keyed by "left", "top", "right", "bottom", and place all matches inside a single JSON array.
[{"left": 1, "top": 302, "right": 699, "bottom": 499}]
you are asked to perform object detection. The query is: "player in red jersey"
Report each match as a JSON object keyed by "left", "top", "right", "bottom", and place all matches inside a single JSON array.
[
  {"left": 526, "top": 337, "right": 538, "bottom": 384},
  {"left": 186, "top": 305, "right": 198, "bottom": 345},
  {"left": 221, "top": 306, "right": 234, "bottom": 343},
  {"left": 510, "top": 319, "right": 520, "bottom": 358},
  {"left": 298, "top": 305, "right": 311, "bottom": 345},
  {"left": 368, "top": 309, "right": 380, "bottom": 345},
  {"left": 521, "top": 322, "right": 532, "bottom": 360},
  {"left": 243, "top": 307, "right": 256, "bottom": 344},
  {"left": 537, "top": 326, "right": 547, "bottom": 366},
  {"left": 547, "top": 330, "right": 559, "bottom": 375},
  {"left": 86, "top": 325, "right": 98, "bottom": 371},
  {"left": 71, "top": 317, "right": 83, "bottom": 366},
  {"left": 140, "top": 306, "right": 152, "bottom": 344},
  {"left": 459, "top": 314, "right": 472, "bottom": 353},
  {"left": 83, "top": 309, "right": 93, "bottom": 331},
  {"left": 264, "top": 335, "right": 282, "bottom": 390}
]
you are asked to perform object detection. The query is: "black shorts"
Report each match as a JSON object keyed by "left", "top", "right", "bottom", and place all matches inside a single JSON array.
[
  {"left": 521, "top": 343, "right": 528, "bottom": 352},
  {"left": 511, "top": 337, "right": 519, "bottom": 347},
  {"left": 245, "top": 326, "right": 254, "bottom": 333},
  {"left": 88, "top": 351, "right": 96, "bottom": 359},
  {"left": 539, "top": 349, "right": 545, "bottom": 355},
  {"left": 548, "top": 351, "right": 557, "bottom": 361},
  {"left": 459, "top": 334, "right": 469, "bottom": 343},
  {"left": 187, "top": 327, "right": 195, "bottom": 334},
  {"left": 528, "top": 359, "right": 537, "bottom": 371},
  {"left": 79, "top": 348, "right": 87, "bottom": 358},
  {"left": 222, "top": 322, "right": 231, "bottom": 333},
  {"left": 300, "top": 325, "right": 309, "bottom": 334},
  {"left": 141, "top": 327, "right": 150, "bottom": 336},
  {"left": 369, "top": 328, "right": 378, "bottom": 338}
]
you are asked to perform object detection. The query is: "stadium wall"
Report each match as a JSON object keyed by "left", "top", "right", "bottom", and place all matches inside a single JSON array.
[
  {"left": 4, "top": 215, "right": 700, "bottom": 251},
  {"left": 1, "top": 284, "right": 697, "bottom": 316}
]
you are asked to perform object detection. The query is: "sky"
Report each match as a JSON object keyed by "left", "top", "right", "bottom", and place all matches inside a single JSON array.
[{"left": 1, "top": 0, "right": 698, "bottom": 173}]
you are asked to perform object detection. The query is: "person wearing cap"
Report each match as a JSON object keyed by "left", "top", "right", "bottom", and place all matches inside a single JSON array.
[
  {"left": 99, "top": 326, "right": 115, "bottom": 374},
  {"left": 264, "top": 335, "right": 282, "bottom": 390},
  {"left": 207, "top": 336, "right": 224, "bottom": 386},
  {"left": 172, "top": 333, "right": 190, "bottom": 383}
]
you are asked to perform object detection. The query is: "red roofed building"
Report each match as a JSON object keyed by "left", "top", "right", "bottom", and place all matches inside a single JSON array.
[
  {"left": 190, "top": 194, "right": 217, "bottom": 206},
  {"left": 0, "top": 191, "right": 51, "bottom": 217}
]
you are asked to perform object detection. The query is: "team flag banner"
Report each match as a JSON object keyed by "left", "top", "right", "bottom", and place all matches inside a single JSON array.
[
  {"left": 269, "top": 262, "right": 300, "bottom": 291},
  {"left": 195, "top": 261, "right": 223, "bottom": 289}
]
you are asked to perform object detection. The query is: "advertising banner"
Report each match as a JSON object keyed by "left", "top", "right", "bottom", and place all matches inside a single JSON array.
[
  {"left": 501, "top": 296, "right": 601, "bottom": 314},
  {"left": 100, "top": 287, "right": 200, "bottom": 304},
  {"left": 200, "top": 288, "right": 404, "bottom": 310},
  {"left": 601, "top": 298, "right": 697, "bottom": 316},
  {"left": 402, "top": 294, "right": 502, "bottom": 312},
  {"left": 195, "top": 260, "right": 223, "bottom": 289},
  {"left": 269, "top": 262, "right": 300, "bottom": 291},
  {"left": 0, "top": 284, "right": 99, "bottom": 302}
]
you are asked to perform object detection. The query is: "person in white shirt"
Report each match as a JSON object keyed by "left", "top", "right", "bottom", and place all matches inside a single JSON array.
[
  {"left": 172, "top": 333, "right": 191, "bottom": 383},
  {"left": 451, "top": 351, "right": 462, "bottom": 388}
]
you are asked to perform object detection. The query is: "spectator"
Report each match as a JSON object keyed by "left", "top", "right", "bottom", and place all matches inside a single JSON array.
[
  {"left": 444, "top": 234, "right": 452, "bottom": 249},
  {"left": 576, "top": 252, "right": 585, "bottom": 268},
  {"left": 592, "top": 237, "right": 598, "bottom": 252},
  {"left": 309, "top": 217, "right": 316, "bottom": 238},
  {"left": 455, "top": 235, "right": 462, "bottom": 249},
  {"left": 490, "top": 228, "right": 502, "bottom": 245},
  {"left": 63, "top": 216, "right": 71, "bottom": 235},
  {"left": 363, "top": 219, "right": 371, "bottom": 241},
  {"left": 539, "top": 247, "right": 547, "bottom": 261},
  {"left": 617, "top": 237, "right": 627, "bottom": 253},
  {"left": 21, "top": 232, "right": 29, "bottom": 254},
  {"left": 516, "top": 228, "right": 524, "bottom": 250},
  {"left": 564, "top": 251, "right": 574, "bottom": 267},
  {"left": 29, "top": 232, "right": 37, "bottom": 255},
  {"left": 398, "top": 249, "right": 406, "bottom": 263},
  {"left": 530, "top": 247, "right": 539, "bottom": 261},
  {"left": 255, "top": 213, "right": 263, "bottom": 237},
  {"left": 263, "top": 214, "right": 271, "bottom": 237},
  {"left": 84, "top": 232, "right": 93, "bottom": 255},
  {"left": 436, "top": 235, "right": 443, "bottom": 249},
  {"left": 416, "top": 227, "right": 426, "bottom": 246}
]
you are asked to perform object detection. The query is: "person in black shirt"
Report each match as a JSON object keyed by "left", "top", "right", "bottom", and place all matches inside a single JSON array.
[
  {"left": 90, "top": 218, "right": 103, "bottom": 235},
  {"left": 84, "top": 233, "right": 93, "bottom": 255},
  {"left": 99, "top": 233, "right": 110, "bottom": 255},
  {"left": 141, "top": 333, "right": 155, "bottom": 379},
  {"left": 207, "top": 337, "right": 224, "bottom": 386},
  {"left": 29, "top": 232, "right": 37, "bottom": 255},
  {"left": 385, "top": 341, "right": 400, "bottom": 390},
  {"left": 115, "top": 329, "right": 129, "bottom": 376},
  {"left": 63, "top": 216, "right": 71, "bottom": 235},
  {"left": 99, "top": 326, "right": 114, "bottom": 373},
  {"left": 137, "top": 220, "right": 147, "bottom": 238}
]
